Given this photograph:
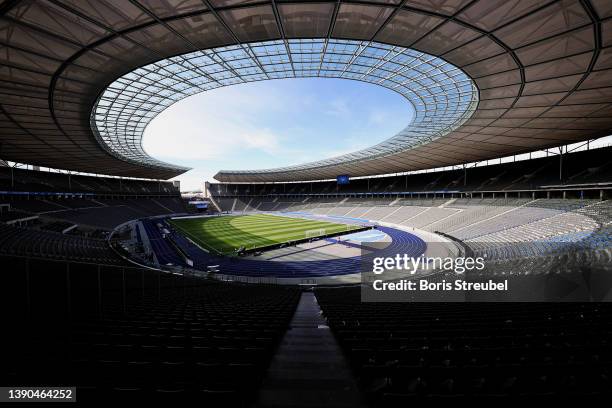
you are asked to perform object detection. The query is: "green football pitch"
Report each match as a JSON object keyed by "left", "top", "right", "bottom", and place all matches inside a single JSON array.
[{"left": 168, "top": 213, "right": 362, "bottom": 255}]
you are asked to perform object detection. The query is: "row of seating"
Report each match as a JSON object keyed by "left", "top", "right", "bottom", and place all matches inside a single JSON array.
[
  {"left": 1, "top": 255, "right": 300, "bottom": 404},
  {"left": 0, "top": 167, "right": 179, "bottom": 194},
  {"left": 217, "top": 198, "right": 609, "bottom": 266},
  {"left": 0, "top": 224, "right": 124, "bottom": 265},
  {"left": 2, "top": 197, "right": 188, "bottom": 229},
  {"left": 315, "top": 287, "right": 612, "bottom": 400},
  {"left": 0, "top": 209, "right": 35, "bottom": 223},
  {"left": 209, "top": 146, "right": 612, "bottom": 196},
  {"left": 41, "top": 221, "right": 75, "bottom": 233}
]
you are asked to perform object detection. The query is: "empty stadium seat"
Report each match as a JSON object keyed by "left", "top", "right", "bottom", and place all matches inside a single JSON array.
[{"left": 1, "top": 255, "right": 300, "bottom": 405}]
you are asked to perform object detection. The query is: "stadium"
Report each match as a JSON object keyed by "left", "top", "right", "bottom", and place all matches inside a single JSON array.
[{"left": 1, "top": 0, "right": 611, "bottom": 404}]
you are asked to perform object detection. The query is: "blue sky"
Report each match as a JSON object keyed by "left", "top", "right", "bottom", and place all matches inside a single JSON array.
[{"left": 143, "top": 78, "right": 414, "bottom": 191}]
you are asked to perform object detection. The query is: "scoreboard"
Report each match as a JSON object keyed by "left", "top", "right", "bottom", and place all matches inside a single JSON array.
[{"left": 336, "top": 175, "right": 350, "bottom": 185}]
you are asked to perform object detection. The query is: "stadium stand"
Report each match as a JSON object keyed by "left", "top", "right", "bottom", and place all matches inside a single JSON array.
[
  {"left": 315, "top": 287, "right": 612, "bottom": 400},
  {"left": 204, "top": 194, "right": 611, "bottom": 270},
  {"left": 40, "top": 221, "right": 77, "bottom": 234},
  {"left": 209, "top": 147, "right": 612, "bottom": 199},
  {"left": 201, "top": 148, "right": 611, "bottom": 275},
  {"left": 0, "top": 208, "right": 37, "bottom": 224},
  {"left": 0, "top": 169, "right": 189, "bottom": 266},
  {"left": 0, "top": 196, "right": 188, "bottom": 230},
  {"left": 0, "top": 224, "right": 122, "bottom": 265},
  {"left": 0, "top": 167, "right": 179, "bottom": 195},
  {"left": 1, "top": 255, "right": 300, "bottom": 404}
]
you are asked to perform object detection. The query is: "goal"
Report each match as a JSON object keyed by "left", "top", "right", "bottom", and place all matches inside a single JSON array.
[{"left": 305, "top": 228, "right": 326, "bottom": 239}]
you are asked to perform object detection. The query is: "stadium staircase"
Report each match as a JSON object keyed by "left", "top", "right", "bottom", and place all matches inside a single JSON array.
[
  {"left": 243, "top": 198, "right": 253, "bottom": 212},
  {"left": 439, "top": 198, "right": 457, "bottom": 207},
  {"left": 257, "top": 292, "right": 365, "bottom": 408},
  {"left": 207, "top": 196, "right": 223, "bottom": 213},
  {"left": 151, "top": 198, "right": 173, "bottom": 213},
  {"left": 449, "top": 199, "right": 538, "bottom": 235}
]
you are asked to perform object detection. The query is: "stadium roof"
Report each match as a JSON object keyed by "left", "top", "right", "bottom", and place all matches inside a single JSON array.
[
  {"left": 96, "top": 39, "right": 478, "bottom": 177},
  {"left": 0, "top": 1, "right": 611, "bottom": 181}
]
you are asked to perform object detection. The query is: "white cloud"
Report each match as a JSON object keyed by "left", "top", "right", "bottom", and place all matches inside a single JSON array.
[
  {"left": 143, "top": 89, "right": 292, "bottom": 161},
  {"left": 368, "top": 109, "right": 390, "bottom": 125},
  {"left": 240, "top": 128, "right": 282, "bottom": 153},
  {"left": 143, "top": 116, "right": 286, "bottom": 161},
  {"left": 326, "top": 98, "right": 351, "bottom": 118}
]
